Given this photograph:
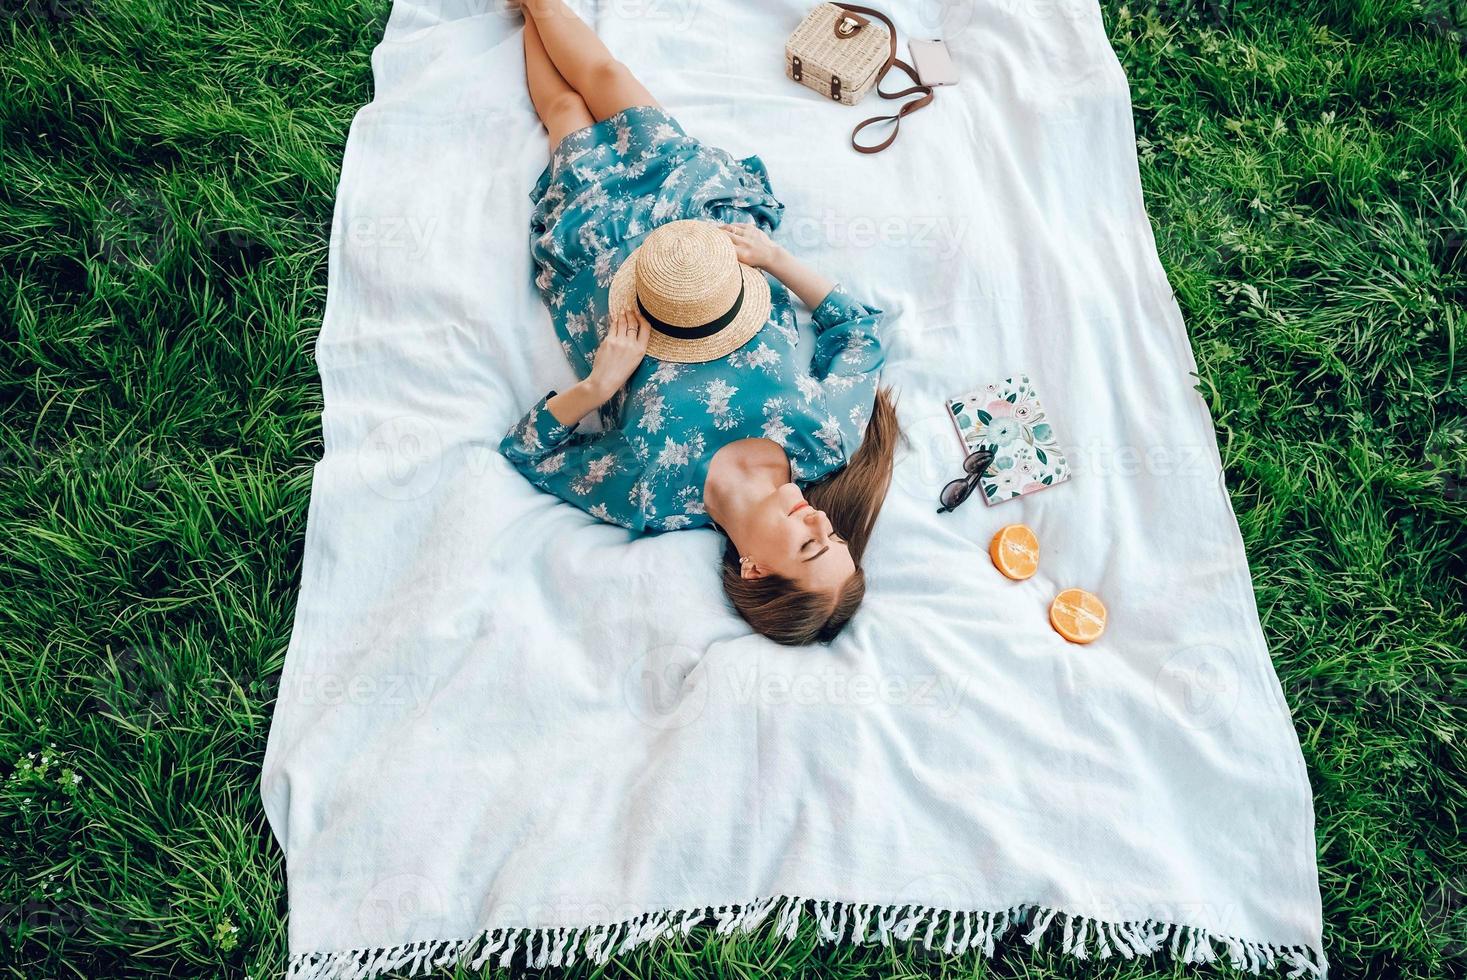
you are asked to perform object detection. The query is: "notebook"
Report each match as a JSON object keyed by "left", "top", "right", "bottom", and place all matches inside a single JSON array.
[{"left": 945, "top": 374, "right": 1071, "bottom": 504}]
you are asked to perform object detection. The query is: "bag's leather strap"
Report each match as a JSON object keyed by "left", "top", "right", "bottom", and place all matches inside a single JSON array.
[{"left": 833, "top": 3, "right": 934, "bottom": 154}]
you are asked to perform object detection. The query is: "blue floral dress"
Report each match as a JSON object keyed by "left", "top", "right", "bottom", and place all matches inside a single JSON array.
[{"left": 501, "top": 106, "right": 885, "bottom": 533}]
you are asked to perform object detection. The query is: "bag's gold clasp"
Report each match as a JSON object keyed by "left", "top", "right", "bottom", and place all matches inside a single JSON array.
[{"left": 834, "top": 12, "right": 868, "bottom": 38}]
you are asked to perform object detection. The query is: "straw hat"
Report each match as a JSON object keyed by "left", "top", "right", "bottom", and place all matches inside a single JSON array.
[{"left": 609, "top": 219, "right": 772, "bottom": 363}]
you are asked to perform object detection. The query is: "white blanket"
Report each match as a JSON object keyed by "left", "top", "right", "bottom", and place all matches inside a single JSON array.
[{"left": 261, "top": 1, "right": 1327, "bottom": 976}]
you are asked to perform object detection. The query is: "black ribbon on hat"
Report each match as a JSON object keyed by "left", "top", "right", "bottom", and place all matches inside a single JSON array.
[{"left": 637, "top": 280, "right": 745, "bottom": 340}]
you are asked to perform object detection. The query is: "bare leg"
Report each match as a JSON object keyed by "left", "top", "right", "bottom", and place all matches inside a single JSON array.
[
  {"left": 524, "top": 13, "right": 594, "bottom": 148},
  {"left": 522, "top": 0, "right": 659, "bottom": 120}
]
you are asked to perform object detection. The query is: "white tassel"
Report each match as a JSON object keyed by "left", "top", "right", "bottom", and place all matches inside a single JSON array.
[
  {"left": 286, "top": 900, "right": 1324, "bottom": 980},
  {"left": 628, "top": 914, "right": 648, "bottom": 949},
  {"left": 954, "top": 910, "right": 972, "bottom": 952},
  {"left": 992, "top": 907, "right": 1012, "bottom": 943},
  {"left": 1124, "top": 921, "right": 1144, "bottom": 955},
  {"left": 470, "top": 930, "right": 507, "bottom": 970},
  {"left": 893, "top": 904, "right": 923, "bottom": 942},
  {"left": 876, "top": 903, "right": 900, "bottom": 946},
  {"left": 497, "top": 929, "right": 519, "bottom": 969},
  {"left": 815, "top": 901, "right": 836, "bottom": 941},
  {"left": 1026, "top": 909, "right": 1062, "bottom": 944},
  {"left": 1095, "top": 921, "right": 1113, "bottom": 959},
  {"left": 775, "top": 896, "right": 803, "bottom": 939}
]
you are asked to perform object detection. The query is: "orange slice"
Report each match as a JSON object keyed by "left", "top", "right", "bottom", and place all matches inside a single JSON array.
[
  {"left": 989, "top": 524, "right": 1040, "bottom": 581},
  {"left": 1049, "top": 588, "right": 1107, "bottom": 644}
]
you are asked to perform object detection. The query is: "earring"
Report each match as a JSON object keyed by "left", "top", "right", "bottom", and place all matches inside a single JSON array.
[{"left": 739, "top": 556, "right": 753, "bottom": 567}]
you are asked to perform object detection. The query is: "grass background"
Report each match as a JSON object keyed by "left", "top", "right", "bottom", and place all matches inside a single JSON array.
[{"left": 1, "top": 0, "right": 1463, "bottom": 977}]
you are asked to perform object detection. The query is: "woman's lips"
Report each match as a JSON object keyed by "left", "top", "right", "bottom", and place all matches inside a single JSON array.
[{"left": 788, "top": 501, "right": 811, "bottom": 516}]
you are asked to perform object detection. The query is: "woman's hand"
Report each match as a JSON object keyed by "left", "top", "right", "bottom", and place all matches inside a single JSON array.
[
  {"left": 546, "top": 308, "right": 650, "bottom": 425},
  {"left": 720, "top": 222, "right": 783, "bottom": 270},
  {"left": 725, "top": 225, "right": 836, "bottom": 310},
  {"left": 588, "top": 307, "right": 650, "bottom": 397}
]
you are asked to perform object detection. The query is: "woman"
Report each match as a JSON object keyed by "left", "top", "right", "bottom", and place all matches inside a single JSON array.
[{"left": 501, "top": 0, "right": 898, "bottom": 645}]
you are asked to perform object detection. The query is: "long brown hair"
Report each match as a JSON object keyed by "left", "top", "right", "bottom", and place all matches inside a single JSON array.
[{"left": 720, "top": 387, "right": 900, "bottom": 644}]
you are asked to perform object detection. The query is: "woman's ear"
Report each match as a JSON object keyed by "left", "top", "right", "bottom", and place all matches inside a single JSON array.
[{"left": 740, "top": 559, "right": 769, "bottom": 580}]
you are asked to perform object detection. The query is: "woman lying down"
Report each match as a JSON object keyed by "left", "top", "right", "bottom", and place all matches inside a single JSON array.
[{"left": 499, "top": 0, "right": 898, "bottom": 645}]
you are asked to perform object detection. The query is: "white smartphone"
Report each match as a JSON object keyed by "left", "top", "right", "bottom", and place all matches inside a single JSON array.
[{"left": 909, "top": 39, "right": 959, "bottom": 86}]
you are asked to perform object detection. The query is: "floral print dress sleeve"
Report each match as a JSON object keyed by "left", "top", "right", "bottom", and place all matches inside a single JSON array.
[
  {"left": 498, "top": 394, "right": 646, "bottom": 530},
  {"left": 807, "top": 284, "right": 886, "bottom": 450}
]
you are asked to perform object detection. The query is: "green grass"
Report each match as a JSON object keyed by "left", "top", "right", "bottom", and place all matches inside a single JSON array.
[{"left": 1, "top": 0, "right": 1463, "bottom": 977}]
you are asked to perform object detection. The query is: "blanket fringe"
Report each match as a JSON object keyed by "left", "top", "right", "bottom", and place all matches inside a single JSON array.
[{"left": 284, "top": 898, "right": 1327, "bottom": 979}]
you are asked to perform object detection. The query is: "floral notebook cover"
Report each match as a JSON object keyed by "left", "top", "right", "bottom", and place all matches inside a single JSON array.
[{"left": 946, "top": 374, "right": 1071, "bottom": 504}]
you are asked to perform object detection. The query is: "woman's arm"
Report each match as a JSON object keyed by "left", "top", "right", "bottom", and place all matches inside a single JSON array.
[
  {"left": 719, "top": 221, "right": 883, "bottom": 380},
  {"left": 547, "top": 307, "right": 651, "bottom": 426},
  {"left": 499, "top": 404, "right": 646, "bottom": 530},
  {"left": 720, "top": 223, "right": 835, "bottom": 309}
]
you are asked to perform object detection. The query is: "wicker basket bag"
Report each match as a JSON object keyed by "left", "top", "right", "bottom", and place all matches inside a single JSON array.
[{"left": 784, "top": 3, "right": 934, "bottom": 153}]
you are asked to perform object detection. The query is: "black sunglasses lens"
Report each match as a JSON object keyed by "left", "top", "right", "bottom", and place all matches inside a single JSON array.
[
  {"left": 939, "top": 477, "right": 973, "bottom": 511},
  {"left": 964, "top": 448, "right": 996, "bottom": 475}
]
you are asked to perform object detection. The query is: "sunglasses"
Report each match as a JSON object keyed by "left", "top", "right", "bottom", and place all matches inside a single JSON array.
[{"left": 937, "top": 447, "right": 997, "bottom": 514}]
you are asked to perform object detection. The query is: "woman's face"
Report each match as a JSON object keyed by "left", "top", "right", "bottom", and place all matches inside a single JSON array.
[{"left": 739, "top": 483, "right": 855, "bottom": 592}]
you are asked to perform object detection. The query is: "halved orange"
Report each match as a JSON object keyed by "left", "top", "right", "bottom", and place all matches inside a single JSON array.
[
  {"left": 1049, "top": 588, "right": 1107, "bottom": 644},
  {"left": 989, "top": 524, "right": 1040, "bottom": 581}
]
